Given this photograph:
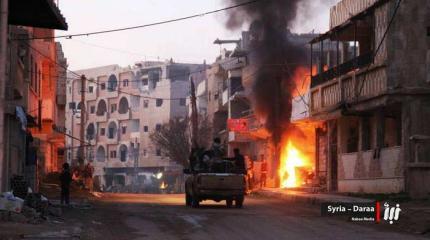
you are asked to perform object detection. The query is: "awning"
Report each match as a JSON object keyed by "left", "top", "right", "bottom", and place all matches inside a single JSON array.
[{"left": 9, "top": 0, "right": 68, "bottom": 30}]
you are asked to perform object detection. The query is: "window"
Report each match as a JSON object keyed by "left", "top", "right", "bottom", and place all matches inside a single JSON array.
[
  {"left": 111, "top": 104, "right": 117, "bottom": 113},
  {"left": 90, "top": 106, "right": 95, "bottom": 114},
  {"left": 100, "top": 83, "right": 106, "bottom": 90},
  {"left": 156, "top": 99, "right": 163, "bottom": 107},
  {"left": 143, "top": 100, "right": 149, "bottom": 108},
  {"left": 179, "top": 98, "right": 186, "bottom": 106},
  {"left": 68, "top": 102, "right": 76, "bottom": 110},
  {"left": 123, "top": 79, "right": 129, "bottom": 87},
  {"left": 144, "top": 126, "right": 148, "bottom": 132},
  {"left": 107, "top": 75, "right": 118, "bottom": 92},
  {"left": 88, "top": 86, "right": 94, "bottom": 93},
  {"left": 118, "top": 97, "right": 129, "bottom": 114},
  {"left": 149, "top": 71, "right": 160, "bottom": 83},
  {"left": 96, "top": 100, "right": 107, "bottom": 116},
  {"left": 86, "top": 123, "right": 96, "bottom": 140},
  {"left": 155, "top": 124, "right": 162, "bottom": 131},
  {"left": 110, "top": 150, "right": 117, "bottom": 158},
  {"left": 108, "top": 127, "right": 115, "bottom": 138},
  {"left": 143, "top": 149, "right": 147, "bottom": 157},
  {"left": 156, "top": 149, "right": 161, "bottom": 156},
  {"left": 142, "top": 78, "right": 148, "bottom": 86},
  {"left": 120, "top": 145, "right": 127, "bottom": 162},
  {"left": 122, "top": 126, "right": 127, "bottom": 134},
  {"left": 100, "top": 128, "right": 105, "bottom": 136}
]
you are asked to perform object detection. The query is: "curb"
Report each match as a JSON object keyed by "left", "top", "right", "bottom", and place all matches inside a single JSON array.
[{"left": 253, "top": 190, "right": 373, "bottom": 205}]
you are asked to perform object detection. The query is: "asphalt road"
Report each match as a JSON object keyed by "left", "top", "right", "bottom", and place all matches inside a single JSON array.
[{"left": 66, "top": 193, "right": 427, "bottom": 240}]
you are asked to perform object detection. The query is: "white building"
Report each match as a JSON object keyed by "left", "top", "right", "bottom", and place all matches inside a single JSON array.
[{"left": 66, "top": 61, "right": 204, "bottom": 191}]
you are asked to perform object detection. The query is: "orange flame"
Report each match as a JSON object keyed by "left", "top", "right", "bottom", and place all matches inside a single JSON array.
[
  {"left": 291, "top": 66, "right": 317, "bottom": 98},
  {"left": 279, "top": 140, "right": 311, "bottom": 188}
]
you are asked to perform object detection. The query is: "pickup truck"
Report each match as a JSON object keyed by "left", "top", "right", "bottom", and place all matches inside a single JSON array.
[{"left": 183, "top": 161, "right": 246, "bottom": 208}]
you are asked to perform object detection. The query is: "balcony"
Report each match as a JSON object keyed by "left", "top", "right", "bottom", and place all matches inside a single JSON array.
[
  {"left": 222, "top": 84, "right": 245, "bottom": 106},
  {"left": 310, "top": 66, "right": 387, "bottom": 114},
  {"left": 105, "top": 89, "right": 119, "bottom": 99},
  {"left": 95, "top": 112, "right": 108, "bottom": 123},
  {"left": 106, "top": 136, "right": 118, "bottom": 145},
  {"left": 311, "top": 53, "right": 373, "bottom": 88},
  {"left": 117, "top": 110, "right": 131, "bottom": 121}
]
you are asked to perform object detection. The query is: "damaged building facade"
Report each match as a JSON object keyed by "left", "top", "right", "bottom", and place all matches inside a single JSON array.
[{"left": 309, "top": 0, "right": 430, "bottom": 198}]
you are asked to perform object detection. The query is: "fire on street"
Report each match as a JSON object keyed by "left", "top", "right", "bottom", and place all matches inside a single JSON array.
[{"left": 32, "top": 193, "right": 424, "bottom": 240}]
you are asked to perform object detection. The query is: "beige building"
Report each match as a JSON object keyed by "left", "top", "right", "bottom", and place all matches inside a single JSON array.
[
  {"left": 66, "top": 61, "right": 204, "bottom": 191},
  {"left": 309, "top": 0, "right": 430, "bottom": 198}
]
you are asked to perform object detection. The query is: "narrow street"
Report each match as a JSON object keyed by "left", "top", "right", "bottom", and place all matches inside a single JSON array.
[
  {"left": 56, "top": 193, "right": 424, "bottom": 240},
  {"left": 1, "top": 1, "right": 430, "bottom": 239}
]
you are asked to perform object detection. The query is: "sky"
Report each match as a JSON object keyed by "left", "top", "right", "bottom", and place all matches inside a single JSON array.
[{"left": 56, "top": 0, "right": 339, "bottom": 70}]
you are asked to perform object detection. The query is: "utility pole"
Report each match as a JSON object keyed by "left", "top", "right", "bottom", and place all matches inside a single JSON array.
[
  {"left": 133, "top": 143, "right": 139, "bottom": 192},
  {"left": 0, "top": 0, "right": 8, "bottom": 191},
  {"left": 190, "top": 77, "right": 199, "bottom": 149},
  {"left": 78, "top": 75, "right": 86, "bottom": 166}
]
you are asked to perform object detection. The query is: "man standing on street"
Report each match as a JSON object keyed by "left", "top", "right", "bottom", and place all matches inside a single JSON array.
[
  {"left": 84, "top": 162, "right": 94, "bottom": 192},
  {"left": 60, "top": 163, "right": 72, "bottom": 205},
  {"left": 232, "top": 148, "right": 246, "bottom": 174}
]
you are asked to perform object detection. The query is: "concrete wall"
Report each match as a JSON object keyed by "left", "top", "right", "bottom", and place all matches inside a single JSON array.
[
  {"left": 338, "top": 147, "right": 404, "bottom": 193},
  {"left": 385, "top": 0, "right": 430, "bottom": 198}
]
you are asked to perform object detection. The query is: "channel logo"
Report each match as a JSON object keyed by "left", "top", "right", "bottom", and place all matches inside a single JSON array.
[
  {"left": 383, "top": 202, "right": 401, "bottom": 224},
  {"left": 322, "top": 201, "right": 402, "bottom": 224}
]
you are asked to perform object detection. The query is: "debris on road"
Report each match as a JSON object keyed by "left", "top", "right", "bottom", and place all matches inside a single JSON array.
[{"left": 0, "top": 192, "right": 24, "bottom": 213}]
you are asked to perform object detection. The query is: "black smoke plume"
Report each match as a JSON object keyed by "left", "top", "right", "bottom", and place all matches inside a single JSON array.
[{"left": 224, "top": 0, "right": 307, "bottom": 145}]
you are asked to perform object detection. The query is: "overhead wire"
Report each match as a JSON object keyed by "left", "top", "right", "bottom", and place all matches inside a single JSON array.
[{"left": 12, "top": 0, "right": 263, "bottom": 41}]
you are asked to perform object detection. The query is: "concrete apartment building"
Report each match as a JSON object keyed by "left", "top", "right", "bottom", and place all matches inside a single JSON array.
[
  {"left": 66, "top": 61, "right": 204, "bottom": 191},
  {"left": 0, "top": 0, "right": 67, "bottom": 191},
  {"left": 309, "top": 0, "right": 430, "bottom": 198}
]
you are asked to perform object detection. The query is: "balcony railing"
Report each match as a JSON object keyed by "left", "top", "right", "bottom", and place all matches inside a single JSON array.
[
  {"left": 310, "top": 66, "right": 387, "bottom": 113},
  {"left": 311, "top": 53, "right": 373, "bottom": 88}
]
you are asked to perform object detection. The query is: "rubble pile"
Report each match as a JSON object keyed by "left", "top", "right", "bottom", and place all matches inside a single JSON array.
[{"left": 0, "top": 178, "right": 64, "bottom": 225}]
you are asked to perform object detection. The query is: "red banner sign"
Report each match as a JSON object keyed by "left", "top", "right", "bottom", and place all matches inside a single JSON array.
[{"left": 228, "top": 118, "right": 248, "bottom": 132}]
